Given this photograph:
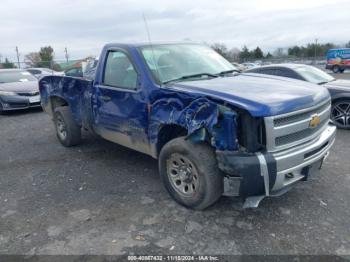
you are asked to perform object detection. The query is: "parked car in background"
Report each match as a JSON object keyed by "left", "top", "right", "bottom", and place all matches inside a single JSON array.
[
  {"left": 230, "top": 62, "right": 245, "bottom": 72},
  {"left": 326, "top": 48, "right": 350, "bottom": 73},
  {"left": 246, "top": 64, "right": 350, "bottom": 129},
  {"left": 0, "top": 69, "right": 41, "bottom": 112},
  {"left": 64, "top": 67, "right": 83, "bottom": 77},
  {"left": 27, "top": 68, "right": 63, "bottom": 79},
  {"left": 241, "top": 62, "right": 258, "bottom": 71}
]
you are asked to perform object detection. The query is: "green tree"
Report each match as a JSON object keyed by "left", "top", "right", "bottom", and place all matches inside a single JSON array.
[
  {"left": 2, "top": 58, "right": 16, "bottom": 68},
  {"left": 253, "top": 47, "right": 264, "bottom": 59},
  {"left": 239, "top": 46, "right": 251, "bottom": 62},
  {"left": 345, "top": 41, "right": 350, "bottom": 48},
  {"left": 38, "top": 46, "right": 54, "bottom": 68},
  {"left": 265, "top": 52, "right": 273, "bottom": 59},
  {"left": 288, "top": 46, "right": 301, "bottom": 57}
]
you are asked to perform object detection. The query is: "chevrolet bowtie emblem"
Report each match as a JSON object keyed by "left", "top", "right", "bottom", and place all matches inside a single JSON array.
[{"left": 309, "top": 114, "right": 321, "bottom": 128}]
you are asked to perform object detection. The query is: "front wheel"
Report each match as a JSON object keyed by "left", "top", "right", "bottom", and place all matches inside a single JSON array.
[
  {"left": 332, "top": 65, "right": 340, "bottom": 73},
  {"left": 331, "top": 99, "right": 350, "bottom": 129},
  {"left": 54, "top": 106, "right": 81, "bottom": 146},
  {"left": 159, "top": 137, "right": 223, "bottom": 210}
]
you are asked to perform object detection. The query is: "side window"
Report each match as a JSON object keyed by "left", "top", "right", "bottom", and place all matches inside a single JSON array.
[
  {"left": 261, "top": 68, "right": 277, "bottom": 76},
  {"left": 103, "top": 51, "right": 137, "bottom": 89},
  {"left": 28, "top": 69, "right": 41, "bottom": 75},
  {"left": 274, "top": 69, "right": 287, "bottom": 77},
  {"left": 276, "top": 68, "right": 302, "bottom": 80}
]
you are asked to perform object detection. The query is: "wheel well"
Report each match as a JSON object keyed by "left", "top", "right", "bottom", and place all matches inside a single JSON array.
[
  {"left": 157, "top": 124, "right": 187, "bottom": 156},
  {"left": 332, "top": 97, "right": 350, "bottom": 104},
  {"left": 51, "top": 96, "right": 68, "bottom": 113}
]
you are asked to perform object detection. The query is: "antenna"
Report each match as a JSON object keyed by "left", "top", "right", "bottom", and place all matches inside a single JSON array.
[{"left": 142, "top": 13, "right": 161, "bottom": 85}]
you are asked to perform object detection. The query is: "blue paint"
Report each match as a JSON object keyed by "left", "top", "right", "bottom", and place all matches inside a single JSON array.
[{"left": 39, "top": 43, "right": 330, "bottom": 158}]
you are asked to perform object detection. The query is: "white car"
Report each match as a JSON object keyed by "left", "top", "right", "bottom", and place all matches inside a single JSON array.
[
  {"left": 26, "top": 68, "right": 64, "bottom": 79},
  {"left": 241, "top": 62, "right": 259, "bottom": 71}
]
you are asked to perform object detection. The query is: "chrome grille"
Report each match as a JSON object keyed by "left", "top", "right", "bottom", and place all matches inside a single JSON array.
[
  {"left": 274, "top": 101, "right": 330, "bottom": 127},
  {"left": 265, "top": 100, "right": 331, "bottom": 152},
  {"left": 275, "top": 119, "right": 328, "bottom": 146}
]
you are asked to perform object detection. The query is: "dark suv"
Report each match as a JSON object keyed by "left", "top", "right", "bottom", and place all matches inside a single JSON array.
[{"left": 246, "top": 64, "right": 350, "bottom": 129}]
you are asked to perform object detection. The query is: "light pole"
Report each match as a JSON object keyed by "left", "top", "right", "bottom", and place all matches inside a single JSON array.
[
  {"left": 314, "top": 39, "right": 318, "bottom": 65},
  {"left": 15, "top": 46, "right": 21, "bottom": 68},
  {"left": 64, "top": 47, "right": 69, "bottom": 63}
]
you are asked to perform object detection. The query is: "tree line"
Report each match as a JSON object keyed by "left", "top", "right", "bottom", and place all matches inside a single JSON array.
[
  {"left": 1, "top": 41, "right": 350, "bottom": 68},
  {"left": 0, "top": 46, "right": 56, "bottom": 69},
  {"left": 211, "top": 41, "right": 350, "bottom": 62}
]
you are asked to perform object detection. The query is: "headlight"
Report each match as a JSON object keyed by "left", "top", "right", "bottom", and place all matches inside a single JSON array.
[{"left": 0, "top": 91, "right": 17, "bottom": 96}]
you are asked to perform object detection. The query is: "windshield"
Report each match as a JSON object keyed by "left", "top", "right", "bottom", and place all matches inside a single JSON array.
[
  {"left": 139, "top": 44, "right": 235, "bottom": 84},
  {"left": 0, "top": 71, "right": 37, "bottom": 83},
  {"left": 295, "top": 66, "right": 335, "bottom": 84}
]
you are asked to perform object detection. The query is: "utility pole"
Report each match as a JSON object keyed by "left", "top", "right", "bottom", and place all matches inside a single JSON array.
[
  {"left": 314, "top": 38, "right": 318, "bottom": 65},
  {"left": 64, "top": 47, "right": 69, "bottom": 63},
  {"left": 15, "top": 46, "right": 20, "bottom": 68}
]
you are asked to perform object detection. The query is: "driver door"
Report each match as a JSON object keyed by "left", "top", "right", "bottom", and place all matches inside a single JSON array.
[{"left": 92, "top": 49, "right": 150, "bottom": 155}]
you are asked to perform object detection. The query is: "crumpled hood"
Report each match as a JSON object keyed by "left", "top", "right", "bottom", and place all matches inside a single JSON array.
[
  {"left": 323, "top": 79, "right": 350, "bottom": 91},
  {"left": 168, "top": 73, "right": 330, "bottom": 117},
  {"left": 0, "top": 81, "right": 39, "bottom": 93}
]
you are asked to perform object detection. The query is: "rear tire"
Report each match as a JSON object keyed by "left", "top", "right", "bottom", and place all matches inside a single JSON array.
[
  {"left": 54, "top": 106, "right": 81, "bottom": 146},
  {"left": 331, "top": 99, "right": 350, "bottom": 129},
  {"left": 332, "top": 65, "right": 340, "bottom": 73},
  {"left": 159, "top": 137, "right": 223, "bottom": 210},
  {"left": 340, "top": 68, "right": 345, "bottom": 73}
]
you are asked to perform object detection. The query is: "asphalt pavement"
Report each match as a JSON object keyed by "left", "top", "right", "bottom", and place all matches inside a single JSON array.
[{"left": 0, "top": 74, "right": 349, "bottom": 257}]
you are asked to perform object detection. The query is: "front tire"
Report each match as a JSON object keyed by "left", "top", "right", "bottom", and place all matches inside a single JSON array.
[
  {"left": 159, "top": 137, "right": 223, "bottom": 210},
  {"left": 331, "top": 99, "right": 350, "bottom": 129},
  {"left": 54, "top": 106, "right": 81, "bottom": 146},
  {"left": 332, "top": 65, "right": 340, "bottom": 73}
]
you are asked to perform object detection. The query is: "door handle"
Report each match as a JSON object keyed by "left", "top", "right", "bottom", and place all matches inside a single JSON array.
[{"left": 100, "top": 95, "right": 111, "bottom": 101}]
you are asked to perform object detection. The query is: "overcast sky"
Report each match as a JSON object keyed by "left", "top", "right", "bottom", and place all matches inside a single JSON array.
[{"left": 1, "top": 0, "right": 350, "bottom": 62}]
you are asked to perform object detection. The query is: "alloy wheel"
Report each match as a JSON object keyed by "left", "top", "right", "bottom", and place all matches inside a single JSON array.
[{"left": 331, "top": 101, "right": 350, "bottom": 128}]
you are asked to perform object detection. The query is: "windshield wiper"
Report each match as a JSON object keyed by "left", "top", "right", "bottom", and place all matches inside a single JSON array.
[
  {"left": 216, "top": 69, "right": 239, "bottom": 76},
  {"left": 318, "top": 79, "right": 336, "bottom": 85},
  {"left": 163, "top": 73, "right": 218, "bottom": 84}
]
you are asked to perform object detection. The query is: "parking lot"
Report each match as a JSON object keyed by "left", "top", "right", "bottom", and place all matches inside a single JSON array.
[{"left": 0, "top": 73, "right": 350, "bottom": 256}]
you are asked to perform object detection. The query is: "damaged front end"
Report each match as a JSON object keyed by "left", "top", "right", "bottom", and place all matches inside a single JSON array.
[
  {"left": 151, "top": 92, "right": 336, "bottom": 208},
  {"left": 150, "top": 94, "right": 271, "bottom": 206}
]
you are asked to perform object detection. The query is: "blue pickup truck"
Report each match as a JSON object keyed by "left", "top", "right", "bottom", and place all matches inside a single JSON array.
[{"left": 40, "top": 43, "right": 336, "bottom": 209}]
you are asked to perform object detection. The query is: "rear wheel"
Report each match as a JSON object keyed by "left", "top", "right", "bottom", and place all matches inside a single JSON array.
[
  {"left": 0, "top": 102, "right": 6, "bottom": 115},
  {"left": 54, "top": 106, "right": 81, "bottom": 146},
  {"left": 332, "top": 65, "right": 340, "bottom": 73},
  {"left": 340, "top": 68, "right": 345, "bottom": 73},
  {"left": 331, "top": 99, "right": 350, "bottom": 129},
  {"left": 159, "top": 137, "right": 223, "bottom": 210}
]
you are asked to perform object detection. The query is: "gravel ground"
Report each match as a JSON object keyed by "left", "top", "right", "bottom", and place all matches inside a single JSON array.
[{"left": 0, "top": 75, "right": 350, "bottom": 257}]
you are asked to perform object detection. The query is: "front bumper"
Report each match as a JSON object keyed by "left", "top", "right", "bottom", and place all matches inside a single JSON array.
[
  {"left": 0, "top": 94, "right": 41, "bottom": 111},
  {"left": 217, "top": 123, "right": 337, "bottom": 207}
]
